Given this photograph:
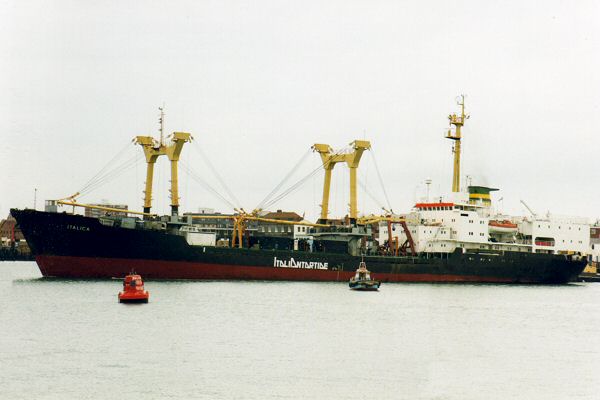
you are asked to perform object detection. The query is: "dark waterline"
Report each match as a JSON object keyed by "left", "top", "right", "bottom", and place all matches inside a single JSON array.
[{"left": 1, "top": 261, "right": 599, "bottom": 399}]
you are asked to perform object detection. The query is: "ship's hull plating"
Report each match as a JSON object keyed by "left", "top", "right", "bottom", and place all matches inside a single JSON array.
[{"left": 13, "top": 209, "right": 586, "bottom": 284}]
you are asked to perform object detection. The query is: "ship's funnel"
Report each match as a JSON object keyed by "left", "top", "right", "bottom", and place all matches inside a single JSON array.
[{"left": 468, "top": 186, "right": 498, "bottom": 207}]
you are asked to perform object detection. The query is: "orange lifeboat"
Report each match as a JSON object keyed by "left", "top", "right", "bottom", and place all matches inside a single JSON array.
[
  {"left": 118, "top": 273, "right": 149, "bottom": 303},
  {"left": 489, "top": 220, "right": 518, "bottom": 234}
]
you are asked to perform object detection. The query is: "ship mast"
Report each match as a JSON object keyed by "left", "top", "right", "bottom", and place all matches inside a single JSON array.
[
  {"left": 445, "top": 95, "right": 469, "bottom": 193},
  {"left": 159, "top": 106, "right": 165, "bottom": 146}
]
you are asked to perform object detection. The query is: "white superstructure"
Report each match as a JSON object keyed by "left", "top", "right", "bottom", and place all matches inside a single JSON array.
[
  {"left": 379, "top": 190, "right": 590, "bottom": 256},
  {"left": 379, "top": 96, "right": 591, "bottom": 259},
  {"left": 518, "top": 215, "right": 589, "bottom": 254}
]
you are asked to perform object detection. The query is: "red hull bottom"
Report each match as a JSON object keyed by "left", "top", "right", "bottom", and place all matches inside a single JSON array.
[{"left": 35, "top": 255, "right": 523, "bottom": 283}]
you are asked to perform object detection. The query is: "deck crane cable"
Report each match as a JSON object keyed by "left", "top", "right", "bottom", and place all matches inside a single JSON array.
[
  {"left": 369, "top": 149, "right": 392, "bottom": 211},
  {"left": 261, "top": 170, "right": 318, "bottom": 210},
  {"left": 263, "top": 146, "right": 351, "bottom": 209},
  {"left": 79, "top": 152, "right": 139, "bottom": 192},
  {"left": 191, "top": 141, "right": 242, "bottom": 208},
  {"left": 79, "top": 141, "right": 131, "bottom": 193},
  {"left": 78, "top": 141, "right": 133, "bottom": 195},
  {"left": 179, "top": 160, "right": 237, "bottom": 210},
  {"left": 180, "top": 160, "right": 236, "bottom": 210},
  {"left": 261, "top": 147, "right": 350, "bottom": 210},
  {"left": 357, "top": 177, "right": 386, "bottom": 211},
  {"left": 78, "top": 154, "right": 141, "bottom": 198},
  {"left": 255, "top": 148, "right": 312, "bottom": 211},
  {"left": 78, "top": 158, "right": 139, "bottom": 198}
]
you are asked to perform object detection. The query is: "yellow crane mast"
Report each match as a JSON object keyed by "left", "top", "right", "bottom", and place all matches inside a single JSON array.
[
  {"left": 445, "top": 95, "right": 469, "bottom": 193},
  {"left": 134, "top": 108, "right": 192, "bottom": 217},
  {"left": 312, "top": 140, "right": 371, "bottom": 224}
]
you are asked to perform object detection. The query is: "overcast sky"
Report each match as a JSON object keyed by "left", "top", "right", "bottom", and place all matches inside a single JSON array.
[{"left": 1, "top": 0, "right": 599, "bottom": 221}]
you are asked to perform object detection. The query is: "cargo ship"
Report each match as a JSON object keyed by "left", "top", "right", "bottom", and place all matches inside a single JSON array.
[
  {"left": 11, "top": 98, "right": 588, "bottom": 283},
  {"left": 10, "top": 208, "right": 586, "bottom": 283}
]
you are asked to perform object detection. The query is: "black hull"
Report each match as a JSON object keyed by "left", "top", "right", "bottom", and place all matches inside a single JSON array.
[{"left": 11, "top": 209, "right": 586, "bottom": 284}]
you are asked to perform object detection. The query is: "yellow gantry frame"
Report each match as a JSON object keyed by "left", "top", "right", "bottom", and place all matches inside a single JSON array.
[
  {"left": 312, "top": 140, "right": 371, "bottom": 222},
  {"left": 135, "top": 132, "right": 192, "bottom": 216},
  {"left": 445, "top": 95, "right": 469, "bottom": 193}
]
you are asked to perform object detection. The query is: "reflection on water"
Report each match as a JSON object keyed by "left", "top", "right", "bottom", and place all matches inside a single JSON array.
[{"left": 1, "top": 261, "right": 599, "bottom": 400}]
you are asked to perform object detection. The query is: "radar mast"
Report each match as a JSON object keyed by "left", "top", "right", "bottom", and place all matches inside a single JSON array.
[{"left": 445, "top": 95, "right": 469, "bottom": 193}]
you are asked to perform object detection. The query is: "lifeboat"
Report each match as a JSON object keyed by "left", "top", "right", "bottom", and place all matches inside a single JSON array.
[
  {"left": 349, "top": 261, "right": 380, "bottom": 291},
  {"left": 489, "top": 220, "right": 518, "bottom": 234},
  {"left": 118, "top": 273, "right": 149, "bottom": 303}
]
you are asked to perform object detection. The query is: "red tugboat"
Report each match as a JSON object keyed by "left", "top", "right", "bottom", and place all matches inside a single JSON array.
[{"left": 118, "top": 273, "right": 149, "bottom": 303}]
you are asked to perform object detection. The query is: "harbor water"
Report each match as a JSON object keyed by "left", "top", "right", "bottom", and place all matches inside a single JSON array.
[{"left": 1, "top": 261, "right": 599, "bottom": 399}]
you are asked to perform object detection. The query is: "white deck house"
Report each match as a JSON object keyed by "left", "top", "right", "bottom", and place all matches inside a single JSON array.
[{"left": 379, "top": 191, "right": 590, "bottom": 255}]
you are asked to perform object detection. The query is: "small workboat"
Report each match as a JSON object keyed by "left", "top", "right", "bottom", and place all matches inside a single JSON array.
[
  {"left": 349, "top": 261, "right": 380, "bottom": 291},
  {"left": 118, "top": 273, "right": 149, "bottom": 303}
]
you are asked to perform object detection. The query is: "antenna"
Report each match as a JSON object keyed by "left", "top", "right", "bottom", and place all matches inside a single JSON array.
[
  {"left": 446, "top": 94, "right": 470, "bottom": 193},
  {"left": 425, "top": 179, "right": 432, "bottom": 202},
  {"left": 34, "top": 188, "right": 37, "bottom": 210},
  {"left": 158, "top": 105, "right": 165, "bottom": 146}
]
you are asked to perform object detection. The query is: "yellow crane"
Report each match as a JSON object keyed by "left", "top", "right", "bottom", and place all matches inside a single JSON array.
[
  {"left": 445, "top": 95, "right": 469, "bottom": 193},
  {"left": 135, "top": 131, "right": 192, "bottom": 217},
  {"left": 57, "top": 109, "right": 192, "bottom": 219},
  {"left": 312, "top": 140, "right": 371, "bottom": 223}
]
